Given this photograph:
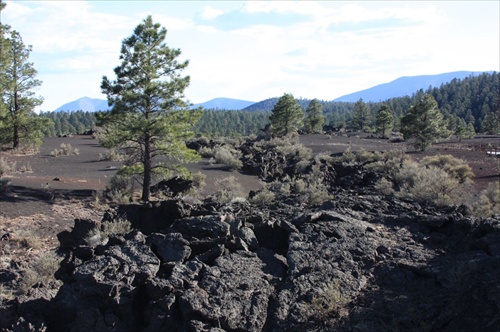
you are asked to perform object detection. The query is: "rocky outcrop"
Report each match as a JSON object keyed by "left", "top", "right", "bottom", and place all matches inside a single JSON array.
[
  {"left": 1, "top": 145, "right": 499, "bottom": 331},
  {"left": 2, "top": 193, "right": 498, "bottom": 332}
]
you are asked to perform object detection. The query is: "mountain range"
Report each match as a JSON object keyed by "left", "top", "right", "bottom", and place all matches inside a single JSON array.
[
  {"left": 333, "top": 71, "right": 494, "bottom": 102},
  {"left": 52, "top": 71, "right": 494, "bottom": 112}
]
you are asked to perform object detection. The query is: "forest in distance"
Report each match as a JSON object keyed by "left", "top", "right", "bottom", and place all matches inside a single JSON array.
[{"left": 38, "top": 71, "right": 499, "bottom": 138}]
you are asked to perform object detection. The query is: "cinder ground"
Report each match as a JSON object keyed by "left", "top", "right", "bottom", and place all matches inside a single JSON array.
[{"left": 0, "top": 133, "right": 498, "bottom": 251}]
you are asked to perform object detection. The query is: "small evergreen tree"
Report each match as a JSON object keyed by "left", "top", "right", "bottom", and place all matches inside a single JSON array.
[
  {"left": 269, "top": 93, "right": 303, "bottom": 136},
  {"left": 350, "top": 98, "right": 371, "bottom": 131},
  {"left": 375, "top": 105, "right": 394, "bottom": 138},
  {"left": 304, "top": 98, "right": 325, "bottom": 134},
  {"left": 466, "top": 122, "right": 476, "bottom": 139},
  {"left": 401, "top": 94, "right": 450, "bottom": 151}
]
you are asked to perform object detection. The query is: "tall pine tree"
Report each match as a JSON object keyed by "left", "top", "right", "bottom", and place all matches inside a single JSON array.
[
  {"left": 0, "top": 3, "right": 48, "bottom": 149},
  {"left": 98, "top": 16, "right": 202, "bottom": 201}
]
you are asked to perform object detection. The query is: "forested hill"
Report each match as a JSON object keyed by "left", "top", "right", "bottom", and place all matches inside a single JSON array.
[
  {"left": 334, "top": 71, "right": 494, "bottom": 102},
  {"left": 39, "top": 72, "right": 499, "bottom": 137}
]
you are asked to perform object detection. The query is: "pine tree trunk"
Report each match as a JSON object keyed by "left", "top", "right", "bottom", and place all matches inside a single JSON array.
[
  {"left": 142, "top": 136, "right": 152, "bottom": 202},
  {"left": 13, "top": 92, "right": 19, "bottom": 149}
]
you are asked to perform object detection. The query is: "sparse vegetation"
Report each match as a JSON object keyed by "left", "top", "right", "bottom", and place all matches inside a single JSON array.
[
  {"left": 49, "top": 143, "right": 79, "bottom": 157},
  {"left": 213, "top": 176, "right": 245, "bottom": 203},
  {"left": 307, "top": 281, "right": 346, "bottom": 322},
  {"left": 249, "top": 187, "right": 276, "bottom": 206},
  {"left": 99, "top": 148, "right": 124, "bottom": 161},
  {"left": 471, "top": 181, "right": 500, "bottom": 218},
  {"left": 213, "top": 146, "right": 243, "bottom": 170},
  {"left": 18, "top": 251, "right": 62, "bottom": 295},
  {"left": 372, "top": 155, "right": 473, "bottom": 207},
  {"left": 103, "top": 173, "right": 136, "bottom": 204}
]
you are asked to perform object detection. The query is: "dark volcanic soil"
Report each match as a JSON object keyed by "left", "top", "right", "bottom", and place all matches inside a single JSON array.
[{"left": 0, "top": 133, "right": 499, "bottom": 248}]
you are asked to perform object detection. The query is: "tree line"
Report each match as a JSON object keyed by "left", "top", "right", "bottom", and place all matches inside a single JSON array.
[{"left": 35, "top": 70, "right": 499, "bottom": 139}]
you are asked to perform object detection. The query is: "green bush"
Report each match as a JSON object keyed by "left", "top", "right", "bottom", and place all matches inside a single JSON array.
[
  {"left": 104, "top": 174, "right": 135, "bottom": 204},
  {"left": 375, "top": 178, "right": 395, "bottom": 196},
  {"left": 213, "top": 146, "right": 243, "bottom": 170},
  {"left": 249, "top": 188, "right": 276, "bottom": 206},
  {"left": 420, "top": 155, "right": 474, "bottom": 183},
  {"left": 393, "top": 160, "right": 466, "bottom": 206}
]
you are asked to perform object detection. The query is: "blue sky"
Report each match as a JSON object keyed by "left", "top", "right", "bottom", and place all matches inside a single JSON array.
[{"left": 2, "top": 1, "right": 499, "bottom": 112}]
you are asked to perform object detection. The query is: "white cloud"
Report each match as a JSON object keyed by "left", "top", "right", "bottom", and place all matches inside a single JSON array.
[
  {"left": 200, "top": 6, "right": 225, "bottom": 20},
  {"left": 2, "top": 1, "right": 498, "bottom": 111}
]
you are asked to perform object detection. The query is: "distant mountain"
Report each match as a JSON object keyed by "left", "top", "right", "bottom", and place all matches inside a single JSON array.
[
  {"left": 333, "top": 71, "right": 494, "bottom": 102},
  {"left": 55, "top": 97, "right": 255, "bottom": 112},
  {"left": 192, "top": 97, "right": 255, "bottom": 110},
  {"left": 54, "top": 97, "right": 109, "bottom": 112},
  {"left": 242, "top": 98, "right": 278, "bottom": 112}
]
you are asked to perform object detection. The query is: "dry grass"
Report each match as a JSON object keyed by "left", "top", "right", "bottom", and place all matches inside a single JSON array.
[
  {"left": 49, "top": 143, "right": 80, "bottom": 157},
  {"left": 213, "top": 175, "right": 245, "bottom": 203},
  {"left": 18, "top": 250, "right": 62, "bottom": 295}
]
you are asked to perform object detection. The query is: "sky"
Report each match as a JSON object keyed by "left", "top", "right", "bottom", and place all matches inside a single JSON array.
[{"left": 1, "top": 1, "right": 499, "bottom": 112}]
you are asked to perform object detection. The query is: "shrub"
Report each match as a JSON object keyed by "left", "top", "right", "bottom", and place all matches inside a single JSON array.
[
  {"left": 104, "top": 174, "right": 135, "bottom": 204},
  {"left": 18, "top": 162, "right": 32, "bottom": 173},
  {"left": 355, "top": 148, "right": 384, "bottom": 163},
  {"left": 275, "top": 138, "right": 313, "bottom": 161},
  {"left": 50, "top": 143, "right": 79, "bottom": 157},
  {"left": 420, "top": 154, "right": 474, "bottom": 183},
  {"left": 471, "top": 182, "right": 500, "bottom": 218},
  {"left": 307, "top": 281, "right": 346, "bottom": 322},
  {"left": 292, "top": 178, "right": 308, "bottom": 194},
  {"left": 198, "top": 146, "right": 215, "bottom": 158},
  {"left": 18, "top": 251, "right": 62, "bottom": 295},
  {"left": 254, "top": 136, "right": 313, "bottom": 162},
  {"left": 99, "top": 148, "right": 125, "bottom": 161},
  {"left": 213, "top": 146, "right": 243, "bottom": 170},
  {"left": 0, "top": 284, "right": 14, "bottom": 303},
  {"left": 339, "top": 145, "right": 355, "bottom": 163},
  {"left": 16, "top": 230, "right": 43, "bottom": 250},
  {"left": 213, "top": 176, "right": 245, "bottom": 203},
  {"left": 0, "top": 157, "right": 16, "bottom": 175},
  {"left": 189, "top": 171, "right": 207, "bottom": 191},
  {"left": 249, "top": 188, "right": 276, "bottom": 206},
  {"left": 101, "top": 218, "right": 131, "bottom": 238},
  {"left": 267, "top": 179, "right": 291, "bottom": 195},
  {"left": 375, "top": 177, "right": 395, "bottom": 196},
  {"left": 394, "top": 160, "right": 466, "bottom": 206},
  {"left": 308, "top": 183, "right": 332, "bottom": 206}
]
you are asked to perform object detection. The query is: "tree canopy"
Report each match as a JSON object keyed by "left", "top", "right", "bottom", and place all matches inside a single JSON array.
[
  {"left": 269, "top": 93, "right": 303, "bottom": 136},
  {"left": 97, "top": 16, "right": 202, "bottom": 201},
  {"left": 401, "top": 94, "right": 450, "bottom": 151}
]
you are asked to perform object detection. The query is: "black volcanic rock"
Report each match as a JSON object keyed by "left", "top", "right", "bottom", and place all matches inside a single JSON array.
[{"left": 2, "top": 156, "right": 499, "bottom": 332}]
